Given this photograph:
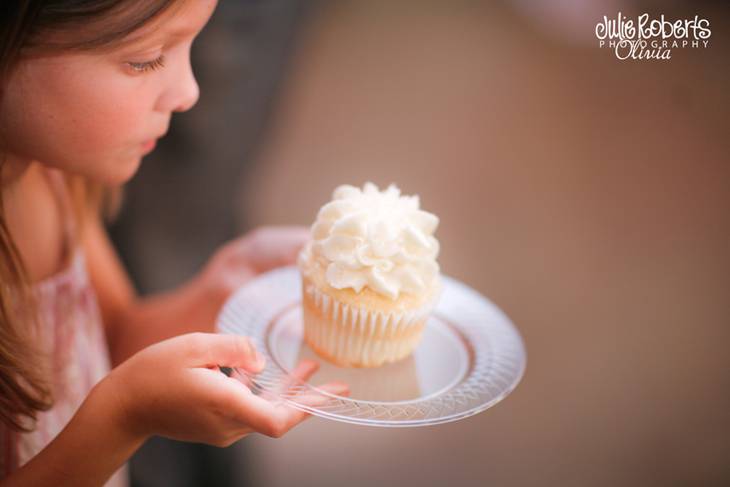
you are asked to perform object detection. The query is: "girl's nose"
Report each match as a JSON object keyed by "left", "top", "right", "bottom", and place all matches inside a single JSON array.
[
  {"left": 175, "top": 70, "right": 199, "bottom": 113},
  {"left": 158, "top": 57, "right": 200, "bottom": 114}
]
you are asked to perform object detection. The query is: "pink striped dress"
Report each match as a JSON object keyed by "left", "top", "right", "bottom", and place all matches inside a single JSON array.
[{"left": 0, "top": 168, "right": 127, "bottom": 486}]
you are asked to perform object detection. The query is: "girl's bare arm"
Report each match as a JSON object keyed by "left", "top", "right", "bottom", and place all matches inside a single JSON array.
[
  {"left": 0, "top": 379, "right": 143, "bottom": 487},
  {"left": 1, "top": 333, "right": 342, "bottom": 487},
  {"left": 82, "top": 211, "right": 308, "bottom": 365}
]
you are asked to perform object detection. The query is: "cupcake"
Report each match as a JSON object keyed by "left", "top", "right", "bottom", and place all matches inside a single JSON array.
[{"left": 298, "top": 182, "right": 441, "bottom": 368}]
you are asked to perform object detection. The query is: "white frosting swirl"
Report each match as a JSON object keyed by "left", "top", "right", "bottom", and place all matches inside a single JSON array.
[{"left": 300, "top": 182, "right": 440, "bottom": 300}]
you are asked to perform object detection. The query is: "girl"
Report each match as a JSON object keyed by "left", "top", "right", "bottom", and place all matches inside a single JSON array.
[{"left": 0, "top": 1, "right": 348, "bottom": 486}]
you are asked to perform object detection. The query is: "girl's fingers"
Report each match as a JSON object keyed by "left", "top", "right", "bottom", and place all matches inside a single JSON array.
[
  {"left": 273, "top": 226, "right": 310, "bottom": 265},
  {"left": 290, "top": 359, "right": 319, "bottom": 379},
  {"left": 242, "top": 226, "right": 310, "bottom": 272},
  {"left": 276, "top": 381, "right": 351, "bottom": 431},
  {"left": 291, "top": 381, "right": 350, "bottom": 410},
  {"left": 226, "top": 387, "right": 300, "bottom": 437},
  {"left": 224, "top": 363, "right": 350, "bottom": 437},
  {"left": 255, "top": 360, "right": 310, "bottom": 400},
  {"left": 270, "top": 360, "right": 350, "bottom": 403},
  {"left": 315, "top": 381, "right": 350, "bottom": 397},
  {"left": 208, "top": 353, "right": 351, "bottom": 438},
  {"left": 178, "top": 333, "right": 265, "bottom": 373},
  {"left": 277, "top": 359, "right": 319, "bottom": 395}
]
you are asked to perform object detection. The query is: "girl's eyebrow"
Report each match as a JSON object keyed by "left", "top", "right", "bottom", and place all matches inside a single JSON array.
[{"left": 161, "top": 26, "right": 200, "bottom": 41}]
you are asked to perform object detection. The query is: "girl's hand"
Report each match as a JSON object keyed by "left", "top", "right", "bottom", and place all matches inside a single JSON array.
[
  {"left": 103, "top": 225, "right": 310, "bottom": 363},
  {"left": 99, "top": 332, "right": 347, "bottom": 446},
  {"left": 191, "top": 225, "right": 310, "bottom": 321}
]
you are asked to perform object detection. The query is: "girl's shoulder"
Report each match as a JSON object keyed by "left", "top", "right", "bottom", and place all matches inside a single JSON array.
[{"left": 4, "top": 164, "right": 77, "bottom": 283}]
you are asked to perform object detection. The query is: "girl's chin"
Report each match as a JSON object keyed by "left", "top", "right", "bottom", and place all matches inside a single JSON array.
[
  {"left": 87, "top": 156, "right": 143, "bottom": 186},
  {"left": 112, "top": 157, "right": 144, "bottom": 184},
  {"left": 35, "top": 149, "right": 146, "bottom": 185}
]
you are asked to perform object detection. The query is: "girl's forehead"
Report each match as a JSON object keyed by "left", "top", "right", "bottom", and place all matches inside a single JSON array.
[{"left": 22, "top": 0, "right": 214, "bottom": 56}]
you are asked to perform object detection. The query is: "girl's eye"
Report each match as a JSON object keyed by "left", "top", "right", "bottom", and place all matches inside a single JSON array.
[{"left": 126, "top": 55, "right": 165, "bottom": 73}]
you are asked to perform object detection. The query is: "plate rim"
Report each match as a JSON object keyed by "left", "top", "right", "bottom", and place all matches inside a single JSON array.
[{"left": 216, "top": 266, "right": 527, "bottom": 428}]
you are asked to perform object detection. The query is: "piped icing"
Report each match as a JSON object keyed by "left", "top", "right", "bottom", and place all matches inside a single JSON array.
[{"left": 299, "top": 182, "right": 440, "bottom": 300}]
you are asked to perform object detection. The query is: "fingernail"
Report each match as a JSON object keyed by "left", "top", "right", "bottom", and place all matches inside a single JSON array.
[
  {"left": 301, "top": 359, "right": 318, "bottom": 369},
  {"left": 255, "top": 350, "right": 266, "bottom": 369},
  {"left": 243, "top": 338, "right": 255, "bottom": 357}
]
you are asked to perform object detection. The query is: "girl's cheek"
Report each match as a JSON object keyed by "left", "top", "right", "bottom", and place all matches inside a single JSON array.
[{"left": 79, "top": 79, "right": 157, "bottom": 139}]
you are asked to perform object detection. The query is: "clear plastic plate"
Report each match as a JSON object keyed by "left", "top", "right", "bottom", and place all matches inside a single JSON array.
[{"left": 216, "top": 267, "right": 526, "bottom": 427}]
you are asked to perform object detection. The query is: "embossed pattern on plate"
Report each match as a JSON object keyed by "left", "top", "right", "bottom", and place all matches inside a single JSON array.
[{"left": 216, "top": 267, "right": 526, "bottom": 427}]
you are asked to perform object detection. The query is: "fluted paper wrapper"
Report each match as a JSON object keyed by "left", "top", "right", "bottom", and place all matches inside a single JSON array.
[{"left": 301, "top": 277, "right": 434, "bottom": 367}]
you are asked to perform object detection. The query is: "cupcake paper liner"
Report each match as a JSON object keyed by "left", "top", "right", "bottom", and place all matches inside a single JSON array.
[{"left": 301, "top": 277, "right": 434, "bottom": 367}]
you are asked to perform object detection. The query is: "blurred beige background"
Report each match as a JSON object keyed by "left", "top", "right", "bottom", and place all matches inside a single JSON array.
[
  {"left": 232, "top": 1, "right": 730, "bottom": 486},
  {"left": 111, "top": 1, "right": 729, "bottom": 486}
]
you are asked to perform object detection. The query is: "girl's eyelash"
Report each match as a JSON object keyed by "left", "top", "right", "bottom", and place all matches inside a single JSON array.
[{"left": 127, "top": 55, "right": 165, "bottom": 73}]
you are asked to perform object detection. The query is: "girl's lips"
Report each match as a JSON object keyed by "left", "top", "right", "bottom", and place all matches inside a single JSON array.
[{"left": 141, "top": 139, "right": 157, "bottom": 154}]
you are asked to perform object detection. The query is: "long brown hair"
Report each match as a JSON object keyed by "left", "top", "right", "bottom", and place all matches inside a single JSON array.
[{"left": 0, "top": 0, "right": 177, "bottom": 432}]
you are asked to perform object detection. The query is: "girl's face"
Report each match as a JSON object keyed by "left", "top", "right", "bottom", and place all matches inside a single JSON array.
[{"left": 0, "top": 0, "right": 217, "bottom": 185}]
